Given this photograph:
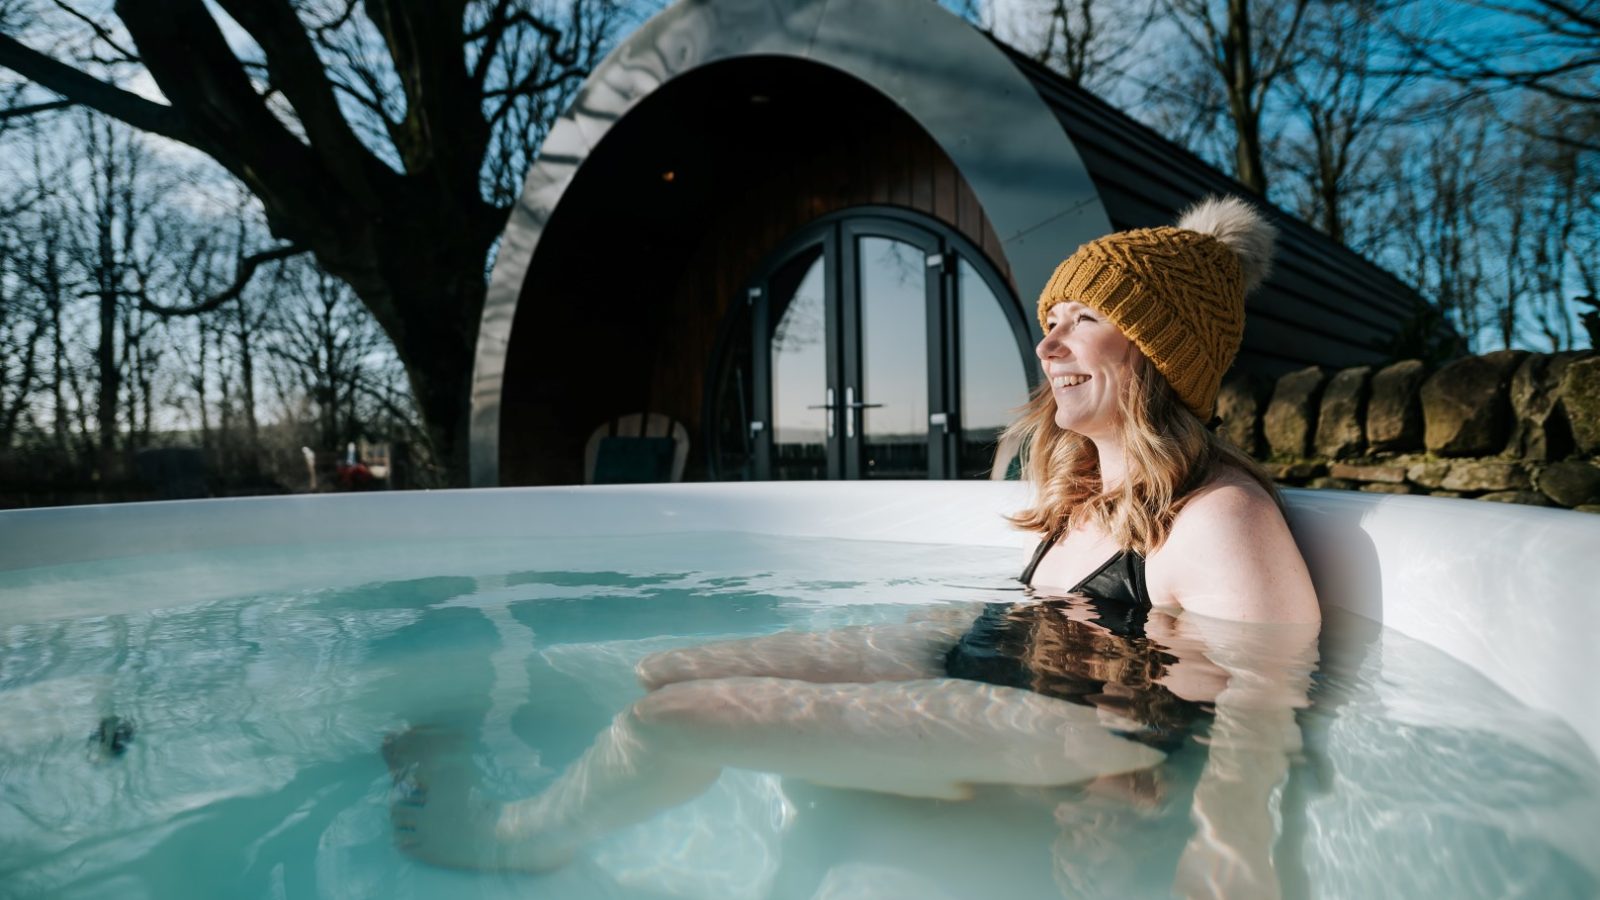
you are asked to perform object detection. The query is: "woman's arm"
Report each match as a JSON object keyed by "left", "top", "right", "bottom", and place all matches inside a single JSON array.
[
  {"left": 1167, "top": 613, "right": 1319, "bottom": 900},
  {"left": 1146, "top": 477, "right": 1322, "bottom": 897}
]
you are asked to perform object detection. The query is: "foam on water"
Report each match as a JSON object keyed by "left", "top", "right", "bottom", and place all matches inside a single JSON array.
[{"left": 0, "top": 533, "right": 1596, "bottom": 899}]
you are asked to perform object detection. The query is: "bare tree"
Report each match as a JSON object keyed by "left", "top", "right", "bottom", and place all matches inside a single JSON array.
[
  {"left": 62, "top": 114, "right": 170, "bottom": 470},
  {"left": 1390, "top": 0, "right": 1600, "bottom": 147},
  {"left": 1488, "top": 139, "right": 1535, "bottom": 350},
  {"left": 1374, "top": 95, "right": 1496, "bottom": 349},
  {"left": 0, "top": 0, "right": 628, "bottom": 483},
  {"left": 1368, "top": 0, "right": 1599, "bottom": 351},
  {"left": 3, "top": 131, "right": 84, "bottom": 458},
  {"left": 1277, "top": 0, "right": 1412, "bottom": 245},
  {"left": 170, "top": 314, "right": 212, "bottom": 447},
  {"left": 1134, "top": 53, "right": 1235, "bottom": 169},
  {"left": 1159, "top": 0, "right": 1314, "bottom": 195},
  {"left": 1567, "top": 199, "right": 1600, "bottom": 350},
  {"left": 1498, "top": 96, "right": 1597, "bottom": 351},
  {"left": 264, "top": 261, "right": 397, "bottom": 456},
  {"left": 991, "top": 0, "right": 1160, "bottom": 93},
  {"left": 0, "top": 219, "right": 48, "bottom": 449}
]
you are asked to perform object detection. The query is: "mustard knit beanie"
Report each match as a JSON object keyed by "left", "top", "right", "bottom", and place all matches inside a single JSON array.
[{"left": 1036, "top": 196, "right": 1277, "bottom": 419}]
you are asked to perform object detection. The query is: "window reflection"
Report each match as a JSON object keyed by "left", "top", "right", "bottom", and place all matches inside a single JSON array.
[
  {"left": 959, "top": 259, "right": 1030, "bottom": 478},
  {"left": 859, "top": 237, "right": 928, "bottom": 479},
  {"left": 771, "top": 250, "right": 828, "bottom": 480}
]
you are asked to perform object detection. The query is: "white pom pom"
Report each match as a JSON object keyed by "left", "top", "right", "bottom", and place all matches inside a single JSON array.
[{"left": 1176, "top": 196, "right": 1277, "bottom": 293}]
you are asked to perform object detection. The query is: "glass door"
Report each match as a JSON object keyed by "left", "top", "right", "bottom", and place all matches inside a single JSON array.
[
  {"left": 716, "top": 209, "right": 1033, "bottom": 481},
  {"left": 842, "top": 222, "right": 942, "bottom": 479}
]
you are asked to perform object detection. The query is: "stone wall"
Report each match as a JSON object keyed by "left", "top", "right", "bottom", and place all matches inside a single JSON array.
[{"left": 1217, "top": 351, "right": 1600, "bottom": 512}]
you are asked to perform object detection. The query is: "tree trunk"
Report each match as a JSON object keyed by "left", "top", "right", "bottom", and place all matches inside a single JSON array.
[
  {"left": 51, "top": 276, "right": 67, "bottom": 455},
  {"left": 1319, "top": 177, "right": 1342, "bottom": 243},
  {"left": 196, "top": 318, "right": 211, "bottom": 451},
  {"left": 1225, "top": 0, "right": 1268, "bottom": 196},
  {"left": 95, "top": 275, "right": 119, "bottom": 462},
  {"left": 386, "top": 281, "right": 480, "bottom": 487},
  {"left": 237, "top": 318, "right": 259, "bottom": 473},
  {"left": 217, "top": 349, "right": 234, "bottom": 469}
]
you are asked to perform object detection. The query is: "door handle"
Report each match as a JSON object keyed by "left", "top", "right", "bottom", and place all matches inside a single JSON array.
[
  {"left": 815, "top": 388, "right": 885, "bottom": 440},
  {"left": 843, "top": 386, "right": 883, "bottom": 410},
  {"left": 805, "top": 388, "right": 836, "bottom": 438},
  {"left": 843, "top": 387, "right": 884, "bottom": 438}
]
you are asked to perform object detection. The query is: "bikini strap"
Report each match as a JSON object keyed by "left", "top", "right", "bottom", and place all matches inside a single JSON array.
[{"left": 1018, "top": 530, "right": 1062, "bottom": 587}]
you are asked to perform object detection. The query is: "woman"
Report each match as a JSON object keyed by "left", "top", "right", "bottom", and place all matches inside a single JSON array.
[{"left": 385, "top": 197, "right": 1322, "bottom": 890}]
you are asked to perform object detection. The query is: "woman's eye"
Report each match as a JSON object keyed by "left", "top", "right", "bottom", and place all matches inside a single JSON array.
[{"left": 1076, "top": 314, "right": 1095, "bottom": 324}]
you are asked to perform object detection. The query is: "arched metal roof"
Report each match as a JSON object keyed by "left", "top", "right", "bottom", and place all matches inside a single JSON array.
[{"left": 470, "top": 0, "right": 1110, "bottom": 486}]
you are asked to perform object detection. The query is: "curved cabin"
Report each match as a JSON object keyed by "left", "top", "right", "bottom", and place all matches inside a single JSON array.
[{"left": 470, "top": 0, "right": 1428, "bottom": 487}]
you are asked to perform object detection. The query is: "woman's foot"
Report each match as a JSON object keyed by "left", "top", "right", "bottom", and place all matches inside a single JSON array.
[{"left": 382, "top": 726, "right": 576, "bottom": 872}]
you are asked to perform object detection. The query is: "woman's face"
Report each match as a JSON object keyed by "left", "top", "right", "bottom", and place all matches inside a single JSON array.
[{"left": 1036, "top": 301, "right": 1138, "bottom": 438}]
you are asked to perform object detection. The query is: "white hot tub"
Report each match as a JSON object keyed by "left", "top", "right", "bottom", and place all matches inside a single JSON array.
[{"left": 1, "top": 483, "right": 1597, "bottom": 898}]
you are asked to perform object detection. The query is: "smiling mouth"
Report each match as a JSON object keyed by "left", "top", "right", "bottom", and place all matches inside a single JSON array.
[{"left": 1051, "top": 374, "right": 1091, "bottom": 388}]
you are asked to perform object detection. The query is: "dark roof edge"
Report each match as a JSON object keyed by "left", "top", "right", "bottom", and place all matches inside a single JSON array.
[{"left": 990, "top": 36, "right": 1438, "bottom": 320}]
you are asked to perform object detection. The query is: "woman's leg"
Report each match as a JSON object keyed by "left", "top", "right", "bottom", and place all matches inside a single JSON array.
[
  {"left": 634, "top": 618, "right": 974, "bottom": 689},
  {"left": 385, "top": 675, "right": 1166, "bottom": 872}
]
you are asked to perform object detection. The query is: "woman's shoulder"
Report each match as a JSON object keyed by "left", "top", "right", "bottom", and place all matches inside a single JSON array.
[
  {"left": 1175, "top": 467, "right": 1280, "bottom": 526},
  {"left": 1148, "top": 467, "right": 1320, "bottom": 623}
]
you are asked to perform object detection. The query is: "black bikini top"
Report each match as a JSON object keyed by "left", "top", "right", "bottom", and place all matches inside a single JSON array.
[
  {"left": 940, "top": 531, "right": 1203, "bottom": 749},
  {"left": 946, "top": 535, "right": 1202, "bottom": 751},
  {"left": 1018, "top": 531, "right": 1152, "bottom": 611}
]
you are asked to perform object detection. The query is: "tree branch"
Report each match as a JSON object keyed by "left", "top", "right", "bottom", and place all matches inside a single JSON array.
[
  {"left": 468, "top": 0, "right": 516, "bottom": 87},
  {"left": 323, "top": 41, "right": 393, "bottom": 121},
  {"left": 0, "top": 33, "right": 195, "bottom": 144},
  {"left": 1529, "top": 0, "right": 1600, "bottom": 34},
  {"left": 1256, "top": 0, "right": 1312, "bottom": 90},
  {"left": 484, "top": 63, "right": 588, "bottom": 100},
  {"left": 45, "top": 0, "right": 142, "bottom": 62},
  {"left": 0, "top": 97, "right": 75, "bottom": 121},
  {"left": 112, "top": 0, "right": 355, "bottom": 242},
  {"left": 212, "top": 0, "right": 385, "bottom": 205},
  {"left": 364, "top": 0, "right": 490, "bottom": 181},
  {"left": 140, "top": 243, "right": 306, "bottom": 316},
  {"left": 311, "top": 0, "right": 363, "bottom": 39}
]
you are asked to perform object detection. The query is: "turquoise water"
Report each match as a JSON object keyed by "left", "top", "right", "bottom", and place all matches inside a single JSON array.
[{"left": 1, "top": 533, "right": 1597, "bottom": 899}]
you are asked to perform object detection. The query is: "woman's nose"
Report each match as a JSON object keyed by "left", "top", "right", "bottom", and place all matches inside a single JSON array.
[{"left": 1036, "top": 326, "right": 1067, "bottom": 360}]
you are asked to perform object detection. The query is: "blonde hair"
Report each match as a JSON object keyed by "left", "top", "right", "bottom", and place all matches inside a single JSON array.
[{"left": 1004, "top": 354, "right": 1277, "bottom": 555}]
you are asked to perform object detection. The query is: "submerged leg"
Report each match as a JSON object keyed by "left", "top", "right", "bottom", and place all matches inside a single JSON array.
[
  {"left": 383, "top": 727, "right": 534, "bottom": 871},
  {"left": 634, "top": 619, "right": 973, "bottom": 689},
  {"left": 384, "top": 676, "right": 1165, "bottom": 872}
]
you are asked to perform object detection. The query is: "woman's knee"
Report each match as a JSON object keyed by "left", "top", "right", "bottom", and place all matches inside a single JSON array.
[
  {"left": 633, "top": 649, "right": 682, "bottom": 691},
  {"left": 635, "top": 646, "right": 721, "bottom": 691},
  {"left": 629, "top": 678, "right": 762, "bottom": 728}
]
